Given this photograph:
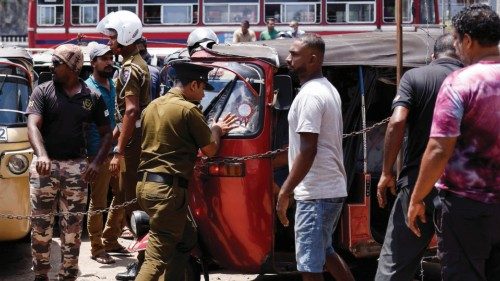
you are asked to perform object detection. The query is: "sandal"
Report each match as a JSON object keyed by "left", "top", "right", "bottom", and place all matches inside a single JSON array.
[
  {"left": 91, "top": 252, "right": 115, "bottom": 264},
  {"left": 120, "top": 226, "right": 134, "bottom": 239}
]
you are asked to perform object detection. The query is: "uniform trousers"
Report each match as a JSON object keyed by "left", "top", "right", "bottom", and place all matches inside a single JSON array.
[
  {"left": 135, "top": 174, "right": 197, "bottom": 281},
  {"left": 87, "top": 156, "right": 123, "bottom": 256},
  {"left": 113, "top": 128, "right": 142, "bottom": 228},
  {"left": 30, "top": 157, "right": 88, "bottom": 280}
]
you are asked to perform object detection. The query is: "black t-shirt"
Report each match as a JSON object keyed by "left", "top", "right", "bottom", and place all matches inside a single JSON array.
[
  {"left": 392, "top": 57, "right": 462, "bottom": 187},
  {"left": 26, "top": 80, "right": 110, "bottom": 160}
]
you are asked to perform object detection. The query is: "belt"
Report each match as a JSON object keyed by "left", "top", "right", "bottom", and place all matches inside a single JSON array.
[{"left": 138, "top": 172, "right": 189, "bottom": 189}]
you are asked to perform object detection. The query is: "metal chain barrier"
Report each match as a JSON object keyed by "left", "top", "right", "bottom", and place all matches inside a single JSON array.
[
  {"left": 202, "top": 117, "right": 390, "bottom": 164},
  {"left": 0, "top": 198, "right": 137, "bottom": 221},
  {"left": 0, "top": 117, "right": 389, "bottom": 220}
]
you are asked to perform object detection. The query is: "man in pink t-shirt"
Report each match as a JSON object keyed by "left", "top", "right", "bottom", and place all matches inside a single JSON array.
[{"left": 407, "top": 4, "right": 500, "bottom": 280}]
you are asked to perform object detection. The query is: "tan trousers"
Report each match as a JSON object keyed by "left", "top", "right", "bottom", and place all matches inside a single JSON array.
[
  {"left": 134, "top": 176, "right": 197, "bottom": 281},
  {"left": 87, "top": 156, "right": 124, "bottom": 256}
]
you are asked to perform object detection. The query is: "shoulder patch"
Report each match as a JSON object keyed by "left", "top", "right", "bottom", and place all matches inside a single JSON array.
[{"left": 119, "top": 67, "right": 132, "bottom": 85}]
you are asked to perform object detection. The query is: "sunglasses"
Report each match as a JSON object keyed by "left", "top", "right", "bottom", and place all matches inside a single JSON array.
[{"left": 51, "top": 59, "right": 64, "bottom": 68}]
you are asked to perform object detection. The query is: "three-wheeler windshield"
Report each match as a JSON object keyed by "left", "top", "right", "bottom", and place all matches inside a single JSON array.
[
  {"left": 0, "top": 75, "right": 30, "bottom": 126},
  {"left": 201, "top": 62, "right": 264, "bottom": 137}
]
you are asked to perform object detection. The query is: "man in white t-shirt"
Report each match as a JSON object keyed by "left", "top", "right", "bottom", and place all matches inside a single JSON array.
[{"left": 276, "top": 34, "right": 354, "bottom": 281}]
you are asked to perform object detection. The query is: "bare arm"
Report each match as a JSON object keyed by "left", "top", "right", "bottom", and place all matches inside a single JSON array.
[
  {"left": 407, "top": 137, "right": 456, "bottom": 237},
  {"left": 276, "top": 132, "right": 318, "bottom": 227},
  {"left": 377, "top": 106, "right": 409, "bottom": 208},
  {"left": 27, "top": 114, "right": 51, "bottom": 175},
  {"left": 110, "top": 95, "right": 140, "bottom": 175},
  {"left": 83, "top": 124, "right": 112, "bottom": 182}
]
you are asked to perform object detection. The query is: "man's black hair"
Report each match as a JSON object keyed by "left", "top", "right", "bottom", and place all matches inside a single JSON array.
[
  {"left": 298, "top": 33, "right": 325, "bottom": 57},
  {"left": 433, "top": 33, "right": 457, "bottom": 58},
  {"left": 242, "top": 20, "right": 250, "bottom": 26},
  {"left": 452, "top": 3, "right": 500, "bottom": 46}
]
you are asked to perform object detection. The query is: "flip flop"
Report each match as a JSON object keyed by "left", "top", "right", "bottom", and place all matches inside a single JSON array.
[
  {"left": 91, "top": 252, "right": 115, "bottom": 264},
  {"left": 120, "top": 226, "right": 134, "bottom": 239}
]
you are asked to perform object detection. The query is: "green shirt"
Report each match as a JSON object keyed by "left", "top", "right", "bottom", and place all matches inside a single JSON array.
[
  {"left": 259, "top": 29, "right": 279, "bottom": 40},
  {"left": 138, "top": 88, "right": 213, "bottom": 180}
]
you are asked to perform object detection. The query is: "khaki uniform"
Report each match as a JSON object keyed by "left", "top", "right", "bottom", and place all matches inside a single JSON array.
[
  {"left": 113, "top": 51, "right": 151, "bottom": 222},
  {"left": 135, "top": 89, "right": 213, "bottom": 281}
]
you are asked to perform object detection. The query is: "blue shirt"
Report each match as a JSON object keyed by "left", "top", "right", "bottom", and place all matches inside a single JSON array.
[
  {"left": 85, "top": 76, "right": 116, "bottom": 156},
  {"left": 148, "top": 65, "right": 161, "bottom": 100}
]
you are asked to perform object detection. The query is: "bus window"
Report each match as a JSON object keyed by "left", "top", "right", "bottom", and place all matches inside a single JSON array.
[
  {"left": 326, "top": 0, "right": 375, "bottom": 23},
  {"left": 203, "top": 0, "right": 259, "bottom": 24},
  {"left": 265, "top": 0, "right": 320, "bottom": 24},
  {"left": 383, "top": 0, "right": 412, "bottom": 22},
  {"left": 420, "top": 0, "right": 435, "bottom": 24},
  {"left": 106, "top": 0, "right": 137, "bottom": 14},
  {"left": 71, "top": 0, "right": 99, "bottom": 25},
  {"left": 144, "top": 0, "right": 198, "bottom": 25},
  {"left": 37, "top": 0, "right": 64, "bottom": 26}
]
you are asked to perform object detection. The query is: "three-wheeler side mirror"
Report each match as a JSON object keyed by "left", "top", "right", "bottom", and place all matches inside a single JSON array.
[{"left": 273, "top": 75, "right": 293, "bottom": 110}]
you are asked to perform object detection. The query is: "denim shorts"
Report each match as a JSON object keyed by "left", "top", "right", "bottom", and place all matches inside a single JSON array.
[{"left": 295, "top": 197, "right": 345, "bottom": 272}]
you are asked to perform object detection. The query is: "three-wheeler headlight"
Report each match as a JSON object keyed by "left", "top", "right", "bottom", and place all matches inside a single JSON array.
[
  {"left": 7, "top": 154, "right": 29, "bottom": 175},
  {"left": 130, "top": 210, "right": 150, "bottom": 238}
]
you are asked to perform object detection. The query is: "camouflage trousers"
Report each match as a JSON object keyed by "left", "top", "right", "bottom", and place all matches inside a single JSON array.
[{"left": 30, "top": 157, "right": 88, "bottom": 280}]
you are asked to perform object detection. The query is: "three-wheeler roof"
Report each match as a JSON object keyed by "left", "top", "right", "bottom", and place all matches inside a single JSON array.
[{"left": 211, "top": 31, "right": 442, "bottom": 68}]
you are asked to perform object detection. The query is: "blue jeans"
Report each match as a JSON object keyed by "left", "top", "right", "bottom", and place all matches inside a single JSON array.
[{"left": 295, "top": 198, "right": 345, "bottom": 272}]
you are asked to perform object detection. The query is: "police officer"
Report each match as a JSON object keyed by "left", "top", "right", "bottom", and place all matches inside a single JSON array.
[
  {"left": 27, "top": 44, "right": 112, "bottom": 281},
  {"left": 134, "top": 62, "right": 237, "bottom": 281},
  {"left": 97, "top": 8, "right": 150, "bottom": 232}
]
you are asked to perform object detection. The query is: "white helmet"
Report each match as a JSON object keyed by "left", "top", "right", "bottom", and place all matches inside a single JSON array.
[
  {"left": 187, "top": 27, "right": 219, "bottom": 53},
  {"left": 97, "top": 10, "right": 143, "bottom": 46}
]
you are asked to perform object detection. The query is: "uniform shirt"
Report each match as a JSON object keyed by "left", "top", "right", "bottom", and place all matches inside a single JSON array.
[
  {"left": 115, "top": 51, "right": 151, "bottom": 123},
  {"left": 85, "top": 76, "right": 116, "bottom": 156},
  {"left": 288, "top": 77, "right": 347, "bottom": 200},
  {"left": 139, "top": 88, "right": 213, "bottom": 180},
  {"left": 233, "top": 28, "right": 256, "bottom": 43},
  {"left": 431, "top": 60, "right": 500, "bottom": 204},
  {"left": 26, "top": 80, "right": 109, "bottom": 160},
  {"left": 392, "top": 57, "right": 462, "bottom": 188},
  {"left": 259, "top": 29, "right": 279, "bottom": 41}
]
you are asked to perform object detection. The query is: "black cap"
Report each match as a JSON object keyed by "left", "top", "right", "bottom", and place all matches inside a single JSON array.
[{"left": 171, "top": 62, "right": 214, "bottom": 91}]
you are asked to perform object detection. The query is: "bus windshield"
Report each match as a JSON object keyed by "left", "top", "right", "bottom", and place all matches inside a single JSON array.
[{"left": 202, "top": 62, "right": 264, "bottom": 137}]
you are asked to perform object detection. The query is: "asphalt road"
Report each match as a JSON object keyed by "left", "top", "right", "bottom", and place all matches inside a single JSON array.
[
  {"left": 0, "top": 233, "right": 440, "bottom": 281},
  {"left": 0, "top": 235, "right": 376, "bottom": 281},
  {"left": 0, "top": 236, "right": 296, "bottom": 281}
]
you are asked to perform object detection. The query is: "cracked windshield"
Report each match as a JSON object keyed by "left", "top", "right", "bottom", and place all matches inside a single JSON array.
[{"left": 201, "top": 63, "right": 262, "bottom": 137}]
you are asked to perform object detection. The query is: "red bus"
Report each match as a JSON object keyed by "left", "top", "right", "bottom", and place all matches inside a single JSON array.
[{"left": 28, "top": 0, "right": 440, "bottom": 48}]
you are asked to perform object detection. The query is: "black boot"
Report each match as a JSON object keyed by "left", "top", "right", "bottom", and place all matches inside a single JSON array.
[{"left": 115, "top": 262, "right": 138, "bottom": 281}]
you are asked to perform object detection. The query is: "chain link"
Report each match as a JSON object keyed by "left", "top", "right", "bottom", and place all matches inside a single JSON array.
[
  {"left": 202, "top": 117, "right": 390, "bottom": 164},
  {"left": 0, "top": 198, "right": 137, "bottom": 221},
  {"left": 0, "top": 117, "right": 389, "bottom": 220}
]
